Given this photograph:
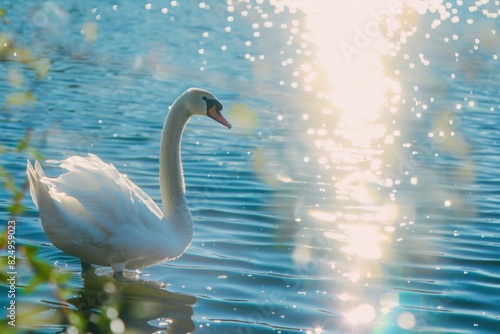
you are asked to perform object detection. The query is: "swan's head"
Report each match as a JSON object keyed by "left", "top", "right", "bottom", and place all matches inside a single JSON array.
[{"left": 184, "top": 88, "right": 232, "bottom": 129}]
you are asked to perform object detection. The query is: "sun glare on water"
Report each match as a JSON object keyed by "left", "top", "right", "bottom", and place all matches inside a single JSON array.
[{"left": 278, "top": 0, "right": 421, "bottom": 331}]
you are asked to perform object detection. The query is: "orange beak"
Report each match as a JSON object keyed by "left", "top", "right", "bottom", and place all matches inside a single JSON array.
[{"left": 208, "top": 105, "right": 232, "bottom": 129}]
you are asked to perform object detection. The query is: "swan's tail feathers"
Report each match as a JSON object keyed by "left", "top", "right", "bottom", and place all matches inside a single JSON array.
[{"left": 26, "top": 160, "right": 46, "bottom": 208}]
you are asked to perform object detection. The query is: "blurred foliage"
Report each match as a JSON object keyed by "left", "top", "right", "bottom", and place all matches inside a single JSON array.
[
  {"left": 0, "top": 7, "right": 123, "bottom": 333},
  {"left": 0, "top": 14, "right": 52, "bottom": 109},
  {"left": 0, "top": 130, "right": 42, "bottom": 216},
  {"left": 228, "top": 103, "right": 258, "bottom": 133}
]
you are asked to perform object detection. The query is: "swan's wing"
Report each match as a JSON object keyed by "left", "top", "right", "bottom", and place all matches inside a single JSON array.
[
  {"left": 50, "top": 154, "right": 164, "bottom": 226},
  {"left": 28, "top": 154, "right": 174, "bottom": 266}
]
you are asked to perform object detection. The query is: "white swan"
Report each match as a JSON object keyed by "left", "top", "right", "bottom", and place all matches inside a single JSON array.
[{"left": 26, "top": 88, "right": 231, "bottom": 279}]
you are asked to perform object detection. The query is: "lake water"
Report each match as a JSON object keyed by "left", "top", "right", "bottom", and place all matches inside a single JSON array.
[{"left": 1, "top": 0, "right": 499, "bottom": 333}]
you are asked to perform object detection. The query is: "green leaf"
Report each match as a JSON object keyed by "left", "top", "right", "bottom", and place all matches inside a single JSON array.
[
  {"left": 16, "top": 130, "right": 32, "bottom": 152},
  {"left": 5, "top": 91, "right": 36, "bottom": 107},
  {"left": 16, "top": 137, "right": 29, "bottom": 151},
  {"left": 33, "top": 58, "right": 51, "bottom": 79},
  {"left": 8, "top": 69, "right": 23, "bottom": 87},
  {"left": 0, "top": 228, "right": 7, "bottom": 248},
  {"left": 28, "top": 147, "right": 44, "bottom": 161},
  {"left": 3, "top": 177, "right": 16, "bottom": 193},
  {"left": 0, "top": 8, "right": 6, "bottom": 17},
  {"left": 7, "top": 202, "right": 25, "bottom": 216},
  {"left": 68, "top": 311, "right": 86, "bottom": 330}
]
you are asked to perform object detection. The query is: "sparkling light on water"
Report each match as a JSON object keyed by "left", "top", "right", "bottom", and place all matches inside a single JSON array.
[
  {"left": 276, "top": 1, "right": 405, "bottom": 330},
  {"left": 346, "top": 304, "right": 376, "bottom": 324},
  {"left": 277, "top": 0, "right": 487, "bottom": 331}
]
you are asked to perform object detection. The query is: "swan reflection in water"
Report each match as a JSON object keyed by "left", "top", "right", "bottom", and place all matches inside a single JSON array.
[{"left": 65, "top": 268, "right": 196, "bottom": 334}]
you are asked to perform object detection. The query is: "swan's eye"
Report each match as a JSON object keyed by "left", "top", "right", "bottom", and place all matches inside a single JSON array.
[{"left": 202, "top": 96, "right": 223, "bottom": 113}]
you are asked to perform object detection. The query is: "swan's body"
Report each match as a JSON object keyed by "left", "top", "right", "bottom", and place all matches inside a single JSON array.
[{"left": 26, "top": 88, "right": 231, "bottom": 278}]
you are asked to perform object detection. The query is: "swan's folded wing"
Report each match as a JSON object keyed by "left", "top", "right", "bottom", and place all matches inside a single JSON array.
[{"left": 46, "top": 154, "right": 163, "bottom": 235}]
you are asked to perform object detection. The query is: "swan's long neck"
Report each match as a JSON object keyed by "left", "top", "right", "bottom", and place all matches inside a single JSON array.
[{"left": 159, "top": 100, "right": 192, "bottom": 223}]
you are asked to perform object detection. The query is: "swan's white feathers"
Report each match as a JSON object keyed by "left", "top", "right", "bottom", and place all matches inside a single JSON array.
[
  {"left": 26, "top": 160, "right": 40, "bottom": 207},
  {"left": 51, "top": 154, "right": 163, "bottom": 221},
  {"left": 27, "top": 154, "right": 182, "bottom": 268}
]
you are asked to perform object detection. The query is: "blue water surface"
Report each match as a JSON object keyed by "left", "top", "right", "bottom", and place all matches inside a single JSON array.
[{"left": 1, "top": 1, "right": 500, "bottom": 333}]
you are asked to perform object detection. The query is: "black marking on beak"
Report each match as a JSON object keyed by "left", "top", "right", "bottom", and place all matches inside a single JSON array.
[{"left": 203, "top": 96, "right": 223, "bottom": 113}]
